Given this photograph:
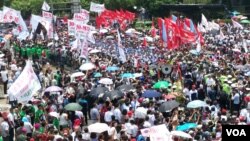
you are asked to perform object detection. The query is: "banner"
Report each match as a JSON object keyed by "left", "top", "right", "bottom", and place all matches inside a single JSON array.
[
  {"left": 3, "top": 6, "right": 19, "bottom": 23},
  {"left": 42, "top": 11, "right": 53, "bottom": 22},
  {"left": 80, "top": 39, "right": 88, "bottom": 58},
  {"left": 68, "top": 20, "right": 76, "bottom": 36},
  {"left": 75, "top": 23, "right": 91, "bottom": 39},
  {"left": 90, "top": 2, "right": 105, "bottom": 13},
  {"left": 141, "top": 124, "right": 170, "bottom": 137},
  {"left": 80, "top": 9, "right": 90, "bottom": 22},
  {"left": 150, "top": 134, "right": 171, "bottom": 141},
  {"left": 8, "top": 61, "right": 41, "bottom": 103}
]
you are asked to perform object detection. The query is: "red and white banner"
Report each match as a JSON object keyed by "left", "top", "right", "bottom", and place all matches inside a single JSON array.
[
  {"left": 42, "top": 11, "right": 53, "bottom": 22},
  {"left": 73, "top": 13, "right": 89, "bottom": 24},
  {"left": 80, "top": 39, "right": 88, "bottom": 58},
  {"left": 3, "top": 7, "right": 28, "bottom": 33},
  {"left": 68, "top": 20, "right": 76, "bottom": 36},
  {"left": 75, "top": 23, "right": 91, "bottom": 39},
  {"left": 90, "top": 2, "right": 105, "bottom": 13}
]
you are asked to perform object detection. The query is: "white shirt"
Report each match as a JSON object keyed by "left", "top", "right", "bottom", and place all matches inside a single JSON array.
[
  {"left": 0, "top": 121, "right": 9, "bottom": 137},
  {"left": 75, "top": 111, "right": 84, "bottom": 119},
  {"left": 59, "top": 113, "right": 68, "bottom": 126},
  {"left": 7, "top": 91, "right": 16, "bottom": 102},
  {"left": 1, "top": 70, "right": 8, "bottom": 82},
  {"left": 143, "top": 121, "right": 151, "bottom": 128},
  {"left": 7, "top": 113, "right": 15, "bottom": 128},
  {"left": 108, "top": 127, "right": 118, "bottom": 139},
  {"left": 130, "top": 124, "right": 138, "bottom": 137},
  {"left": 232, "top": 93, "right": 240, "bottom": 104},
  {"left": 113, "top": 108, "right": 122, "bottom": 122},
  {"left": 104, "top": 111, "right": 113, "bottom": 122},
  {"left": 53, "top": 134, "right": 63, "bottom": 141},
  {"left": 23, "top": 122, "right": 33, "bottom": 133}
]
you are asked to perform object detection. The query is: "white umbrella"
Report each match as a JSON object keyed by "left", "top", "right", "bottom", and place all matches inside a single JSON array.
[
  {"left": 106, "top": 36, "right": 114, "bottom": 39},
  {"left": 232, "top": 48, "right": 241, "bottom": 53},
  {"left": 71, "top": 72, "right": 85, "bottom": 78},
  {"left": 134, "top": 107, "right": 148, "bottom": 118},
  {"left": 89, "top": 49, "right": 101, "bottom": 54},
  {"left": 88, "top": 122, "right": 109, "bottom": 133},
  {"left": 49, "top": 112, "right": 59, "bottom": 118},
  {"left": 99, "top": 78, "right": 113, "bottom": 85},
  {"left": 99, "top": 29, "right": 108, "bottom": 34},
  {"left": 125, "top": 28, "right": 136, "bottom": 34},
  {"left": 171, "top": 131, "right": 192, "bottom": 139},
  {"left": 133, "top": 73, "right": 143, "bottom": 78},
  {"left": 187, "top": 100, "right": 208, "bottom": 109},
  {"left": 140, "top": 36, "right": 154, "bottom": 42},
  {"left": 0, "top": 54, "right": 5, "bottom": 58},
  {"left": 245, "top": 71, "right": 250, "bottom": 76},
  {"left": 80, "top": 63, "right": 96, "bottom": 71}
]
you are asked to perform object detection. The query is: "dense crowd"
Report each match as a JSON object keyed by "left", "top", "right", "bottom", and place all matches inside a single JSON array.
[{"left": 0, "top": 18, "right": 249, "bottom": 141}]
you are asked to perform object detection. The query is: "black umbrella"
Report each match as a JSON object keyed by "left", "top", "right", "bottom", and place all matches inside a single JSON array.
[
  {"left": 159, "top": 100, "right": 180, "bottom": 113},
  {"left": 102, "top": 90, "right": 124, "bottom": 100},
  {"left": 116, "top": 84, "right": 135, "bottom": 92},
  {"left": 90, "top": 87, "right": 109, "bottom": 97}
]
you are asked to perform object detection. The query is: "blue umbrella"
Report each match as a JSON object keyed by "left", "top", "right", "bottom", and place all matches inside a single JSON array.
[
  {"left": 106, "top": 66, "right": 119, "bottom": 71},
  {"left": 142, "top": 90, "right": 161, "bottom": 98},
  {"left": 94, "top": 72, "right": 102, "bottom": 77},
  {"left": 121, "top": 73, "right": 134, "bottom": 78},
  {"left": 176, "top": 123, "right": 197, "bottom": 131}
]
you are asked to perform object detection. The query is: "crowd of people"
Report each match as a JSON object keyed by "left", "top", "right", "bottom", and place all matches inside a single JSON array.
[{"left": 0, "top": 15, "right": 249, "bottom": 141}]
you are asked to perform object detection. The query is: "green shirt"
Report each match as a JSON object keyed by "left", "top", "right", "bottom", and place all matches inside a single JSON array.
[
  {"left": 26, "top": 48, "right": 32, "bottom": 57},
  {"left": 35, "top": 110, "right": 44, "bottom": 123},
  {"left": 45, "top": 49, "right": 50, "bottom": 58},
  {"left": 53, "top": 118, "right": 59, "bottom": 129},
  {"left": 37, "top": 48, "right": 42, "bottom": 56},
  {"left": 31, "top": 47, "right": 37, "bottom": 55},
  {"left": 20, "top": 48, "right": 26, "bottom": 56}
]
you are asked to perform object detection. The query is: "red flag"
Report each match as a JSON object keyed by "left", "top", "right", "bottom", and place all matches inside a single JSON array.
[
  {"left": 151, "top": 18, "right": 156, "bottom": 37},
  {"left": 142, "top": 37, "right": 148, "bottom": 47}
]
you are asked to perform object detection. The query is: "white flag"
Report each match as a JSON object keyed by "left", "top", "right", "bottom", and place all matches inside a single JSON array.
[
  {"left": 117, "top": 29, "right": 127, "bottom": 63},
  {"left": 8, "top": 61, "right": 41, "bottom": 103},
  {"left": 80, "top": 39, "right": 89, "bottom": 58},
  {"left": 232, "top": 19, "right": 243, "bottom": 29},
  {"left": 201, "top": 14, "right": 209, "bottom": 30},
  {"left": 196, "top": 37, "right": 201, "bottom": 53},
  {"left": 219, "top": 30, "right": 225, "bottom": 40},
  {"left": 90, "top": 2, "right": 105, "bottom": 13},
  {"left": 0, "top": 11, "right": 3, "bottom": 22},
  {"left": 87, "top": 32, "right": 95, "bottom": 44},
  {"left": 42, "top": 1, "right": 50, "bottom": 11}
]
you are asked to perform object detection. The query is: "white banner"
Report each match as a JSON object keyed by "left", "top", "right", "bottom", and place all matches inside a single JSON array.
[
  {"left": 74, "top": 10, "right": 89, "bottom": 24},
  {"left": 42, "top": 11, "right": 53, "bottom": 22},
  {"left": 75, "top": 23, "right": 91, "bottom": 39},
  {"left": 141, "top": 124, "right": 170, "bottom": 137},
  {"left": 8, "top": 61, "right": 41, "bottom": 103},
  {"left": 68, "top": 20, "right": 76, "bottom": 36},
  {"left": 80, "top": 39, "right": 88, "bottom": 58},
  {"left": 3, "top": 7, "right": 28, "bottom": 33},
  {"left": 90, "top": 2, "right": 105, "bottom": 13},
  {"left": 150, "top": 133, "right": 171, "bottom": 141}
]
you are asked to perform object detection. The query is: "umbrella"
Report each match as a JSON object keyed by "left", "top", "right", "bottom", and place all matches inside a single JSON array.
[
  {"left": 240, "top": 19, "right": 250, "bottom": 24},
  {"left": 164, "top": 94, "right": 176, "bottom": 100},
  {"left": 187, "top": 100, "right": 207, "bottom": 108},
  {"left": 171, "top": 131, "right": 192, "bottom": 139},
  {"left": 134, "top": 107, "right": 148, "bottom": 118},
  {"left": 45, "top": 86, "right": 63, "bottom": 92},
  {"left": 142, "top": 90, "right": 161, "bottom": 98},
  {"left": 133, "top": 73, "right": 143, "bottom": 78},
  {"left": 106, "top": 66, "right": 119, "bottom": 71},
  {"left": 49, "top": 112, "right": 59, "bottom": 118},
  {"left": 102, "top": 90, "right": 124, "bottom": 100},
  {"left": 153, "top": 81, "right": 171, "bottom": 89},
  {"left": 116, "top": 84, "right": 135, "bottom": 92},
  {"left": 64, "top": 103, "right": 82, "bottom": 111},
  {"left": 232, "top": 48, "right": 241, "bottom": 53},
  {"left": 125, "top": 28, "right": 136, "bottom": 34},
  {"left": 71, "top": 72, "right": 85, "bottom": 78},
  {"left": 99, "top": 29, "right": 108, "bottom": 34},
  {"left": 94, "top": 72, "right": 102, "bottom": 77},
  {"left": 88, "top": 123, "right": 109, "bottom": 133},
  {"left": 176, "top": 123, "right": 197, "bottom": 131},
  {"left": 159, "top": 100, "right": 180, "bottom": 112},
  {"left": 0, "top": 54, "right": 5, "bottom": 58},
  {"left": 90, "top": 87, "right": 109, "bottom": 97},
  {"left": 121, "top": 73, "right": 134, "bottom": 78},
  {"left": 80, "top": 63, "right": 96, "bottom": 71},
  {"left": 89, "top": 49, "right": 101, "bottom": 54},
  {"left": 189, "top": 49, "right": 200, "bottom": 55},
  {"left": 99, "top": 78, "right": 113, "bottom": 85}
]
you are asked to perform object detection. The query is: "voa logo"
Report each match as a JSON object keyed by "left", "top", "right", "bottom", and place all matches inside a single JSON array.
[{"left": 226, "top": 129, "right": 246, "bottom": 136}]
